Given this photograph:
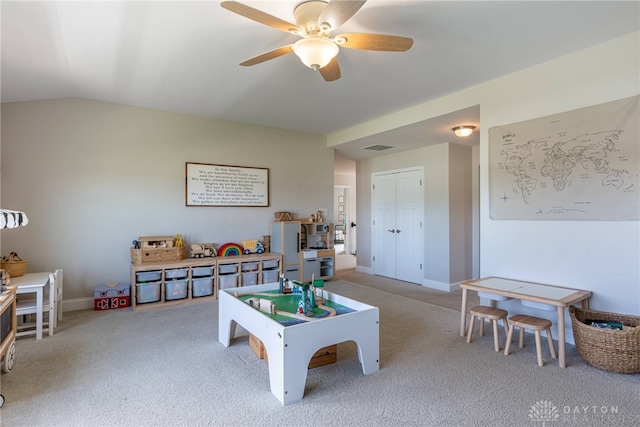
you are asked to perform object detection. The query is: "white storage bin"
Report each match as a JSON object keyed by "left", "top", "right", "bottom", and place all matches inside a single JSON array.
[
  {"left": 165, "top": 268, "right": 188, "bottom": 279},
  {"left": 262, "top": 269, "right": 280, "bottom": 283},
  {"left": 241, "top": 262, "right": 259, "bottom": 272},
  {"left": 219, "top": 273, "right": 238, "bottom": 289},
  {"left": 136, "top": 281, "right": 161, "bottom": 303},
  {"left": 219, "top": 264, "right": 239, "bottom": 274},
  {"left": 192, "top": 266, "right": 214, "bottom": 277},
  {"left": 262, "top": 259, "right": 279, "bottom": 269},
  {"left": 242, "top": 272, "right": 258, "bottom": 285},
  {"left": 165, "top": 279, "right": 188, "bottom": 300},
  {"left": 192, "top": 277, "right": 214, "bottom": 297},
  {"left": 136, "top": 270, "right": 162, "bottom": 283}
]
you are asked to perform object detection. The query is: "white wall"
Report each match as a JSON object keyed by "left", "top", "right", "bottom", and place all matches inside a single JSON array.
[
  {"left": 340, "top": 32, "right": 640, "bottom": 341},
  {"left": 477, "top": 33, "right": 640, "bottom": 335},
  {"left": 1, "top": 98, "right": 334, "bottom": 307}
]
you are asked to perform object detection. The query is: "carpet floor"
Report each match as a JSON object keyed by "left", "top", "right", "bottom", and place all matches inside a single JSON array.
[{"left": 1, "top": 279, "right": 638, "bottom": 426}]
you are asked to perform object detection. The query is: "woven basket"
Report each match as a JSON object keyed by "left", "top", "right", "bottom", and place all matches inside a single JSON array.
[
  {"left": 569, "top": 305, "right": 640, "bottom": 374},
  {"left": 274, "top": 211, "right": 292, "bottom": 221},
  {"left": 1, "top": 260, "right": 27, "bottom": 277}
]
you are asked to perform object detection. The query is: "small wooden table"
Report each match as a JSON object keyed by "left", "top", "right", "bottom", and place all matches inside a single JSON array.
[{"left": 459, "top": 277, "right": 592, "bottom": 368}]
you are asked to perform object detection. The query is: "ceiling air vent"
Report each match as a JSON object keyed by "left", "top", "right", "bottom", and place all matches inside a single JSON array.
[{"left": 361, "top": 144, "right": 393, "bottom": 151}]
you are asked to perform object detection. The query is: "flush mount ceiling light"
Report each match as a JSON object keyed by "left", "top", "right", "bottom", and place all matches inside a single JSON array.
[
  {"left": 292, "top": 36, "right": 339, "bottom": 70},
  {"left": 452, "top": 126, "right": 476, "bottom": 137}
]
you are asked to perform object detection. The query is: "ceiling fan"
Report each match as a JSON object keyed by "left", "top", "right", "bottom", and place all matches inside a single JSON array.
[{"left": 220, "top": 0, "right": 413, "bottom": 82}]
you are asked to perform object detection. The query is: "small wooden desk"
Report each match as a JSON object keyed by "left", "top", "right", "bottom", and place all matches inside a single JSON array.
[
  {"left": 9, "top": 272, "right": 50, "bottom": 340},
  {"left": 459, "top": 277, "right": 592, "bottom": 368}
]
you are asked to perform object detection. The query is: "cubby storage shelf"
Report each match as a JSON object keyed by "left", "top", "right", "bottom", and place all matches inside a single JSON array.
[{"left": 130, "top": 253, "right": 282, "bottom": 312}]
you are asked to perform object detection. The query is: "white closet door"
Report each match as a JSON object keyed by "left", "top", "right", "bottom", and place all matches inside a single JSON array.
[
  {"left": 373, "top": 173, "right": 397, "bottom": 279},
  {"left": 372, "top": 169, "right": 423, "bottom": 284}
]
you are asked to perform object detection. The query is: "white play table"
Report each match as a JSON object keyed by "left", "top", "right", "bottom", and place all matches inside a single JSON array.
[{"left": 218, "top": 283, "right": 379, "bottom": 405}]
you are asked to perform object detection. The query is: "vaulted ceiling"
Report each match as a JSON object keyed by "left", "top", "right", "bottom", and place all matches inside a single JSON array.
[{"left": 2, "top": 1, "right": 638, "bottom": 160}]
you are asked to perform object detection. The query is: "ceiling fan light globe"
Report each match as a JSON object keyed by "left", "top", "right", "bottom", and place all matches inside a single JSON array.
[{"left": 292, "top": 37, "right": 339, "bottom": 70}]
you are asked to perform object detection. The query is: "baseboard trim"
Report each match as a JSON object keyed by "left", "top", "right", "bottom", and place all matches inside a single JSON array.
[
  {"left": 355, "top": 265, "right": 372, "bottom": 275},
  {"left": 63, "top": 297, "right": 95, "bottom": 312},
  {"left": 421, "top": 279, "right": 453, "bottom": 292}
]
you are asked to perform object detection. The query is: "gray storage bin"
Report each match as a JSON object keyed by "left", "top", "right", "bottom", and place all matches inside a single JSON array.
[
  {"left": 192, "top": 277, "right": 214, "bottom": 297},
  {"left": 219, "top": 264, "right": 239, "bottom": 274},
  {"left": 262, "top": 259, "right": 279, "bottom": 269},
  {"left": 165, "top": 279, "right": 188, "bottom": 300},
  {"left": 192, "top": 266, "right": 214, "bottom": 277},
  {"left": 241, "top": 262, "right": 259, "bottom": 272},
  {"left": 136, "top": 281, "right": 161, "bottom": 303},
  {"left": 219, "top": 273, "right": 238, "bottom": 289},
  {"left": 165, "top": 268, "right": 188, "bottom": 279},
  {"left": 136, "top": 270, "right": 162, "bottom": 283},
  {"left": 262, "top": 269, "right": 280, "bottom": 283},
  {"left": 242, "top": 272, "right": 258, "bottom": 285}
]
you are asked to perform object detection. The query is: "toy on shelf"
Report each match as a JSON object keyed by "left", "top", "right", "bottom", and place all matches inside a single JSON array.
[
  {"left": 130, "top": 235, "right": 185, "bottom": 264},
  {"left": 242, "top": 240, "right": 265, "bottom": 255},
  {"left": 190, "top": 243, "right": 216, "bottom": 258},
  {"left": 218, "top": 242, "right": 243, "bottom": 257}
]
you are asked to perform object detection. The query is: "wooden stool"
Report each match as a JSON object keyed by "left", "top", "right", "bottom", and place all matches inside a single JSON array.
[
  {"left": 504, "top": 314, "right": 557, "bottom": 366},
  {"left": 466, "top": 306, "right": 509, "bottom": 352}
]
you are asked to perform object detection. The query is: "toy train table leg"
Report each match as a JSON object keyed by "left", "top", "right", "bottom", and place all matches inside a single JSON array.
[{"left": 2, "top": 340, "right": 16, "bottom": 373}]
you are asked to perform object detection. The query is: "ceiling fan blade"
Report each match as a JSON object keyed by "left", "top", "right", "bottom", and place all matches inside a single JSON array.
[
  {"left": 319, "top": 57, "right": 341, "bottom": 82},
  {"left": 318, "top": 0, "right": 367, "bottom": 31},
  {"left": 335, "top": 33, "right": 413, "bottom": 51},
  {"left": 239, "top": 45, "right": 294, "bottom": 66},
  {"left": 221, "top": 1, "right": 299, "bottom": 34}
]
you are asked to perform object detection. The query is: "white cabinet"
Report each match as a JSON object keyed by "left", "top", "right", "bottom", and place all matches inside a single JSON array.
[
  {"left": 302, "top": 258, "right": 320, "bottom": 281},
  {"left": 300, "top": 249, "right": 335, "bottom": 281},
  {"left": 272, "top": 221, "right": 335, "bottom": 282}
]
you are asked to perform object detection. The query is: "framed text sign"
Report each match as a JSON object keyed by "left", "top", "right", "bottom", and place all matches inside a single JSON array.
[{"left": 186, "top": 162, "right": 269, "bottom": 207}]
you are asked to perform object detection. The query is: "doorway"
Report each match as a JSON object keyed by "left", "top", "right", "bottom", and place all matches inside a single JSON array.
[
  {"left": 334, "top": 186, "right": 353, "bottom": 255},
  {"left": 372, "top": 168, "right": 423, "bottom": 284}
]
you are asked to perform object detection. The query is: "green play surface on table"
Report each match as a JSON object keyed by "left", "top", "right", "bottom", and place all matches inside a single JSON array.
[{"left": 238, "top": 290, "right": 354, "bottom": 325}]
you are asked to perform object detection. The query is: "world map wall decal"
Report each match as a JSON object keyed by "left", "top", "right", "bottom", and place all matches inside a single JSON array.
[{"left": 489, "top": 95, "right": 639, "bottom": 220}]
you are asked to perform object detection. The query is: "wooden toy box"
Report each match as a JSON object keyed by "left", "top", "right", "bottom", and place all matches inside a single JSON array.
[
  {"left": 249, "top": 333, "right": 337, "bottom": 368},
  {"left": 131, "top": 236, "right": 185, "bottom": 264}
]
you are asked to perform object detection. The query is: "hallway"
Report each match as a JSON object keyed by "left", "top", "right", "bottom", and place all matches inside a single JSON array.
[{"left": 334, "top": 243, "right": 356, "bottom": 271}]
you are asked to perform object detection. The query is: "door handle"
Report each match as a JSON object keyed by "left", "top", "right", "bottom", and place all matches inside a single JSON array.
[
  {"left": 395, "top": 229, "right": 401, "bottom": 233},
  {"left": 388, "top": 229, "right": 396, "bottom": 233}
]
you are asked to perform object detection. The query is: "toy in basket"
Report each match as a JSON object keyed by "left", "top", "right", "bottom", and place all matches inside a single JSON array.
[
  {"left": 569, "top": 305, "right": 640, "bottom": 374},
  {"left": 0, "top": 252, "right": 27, "bottom": 278}
]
